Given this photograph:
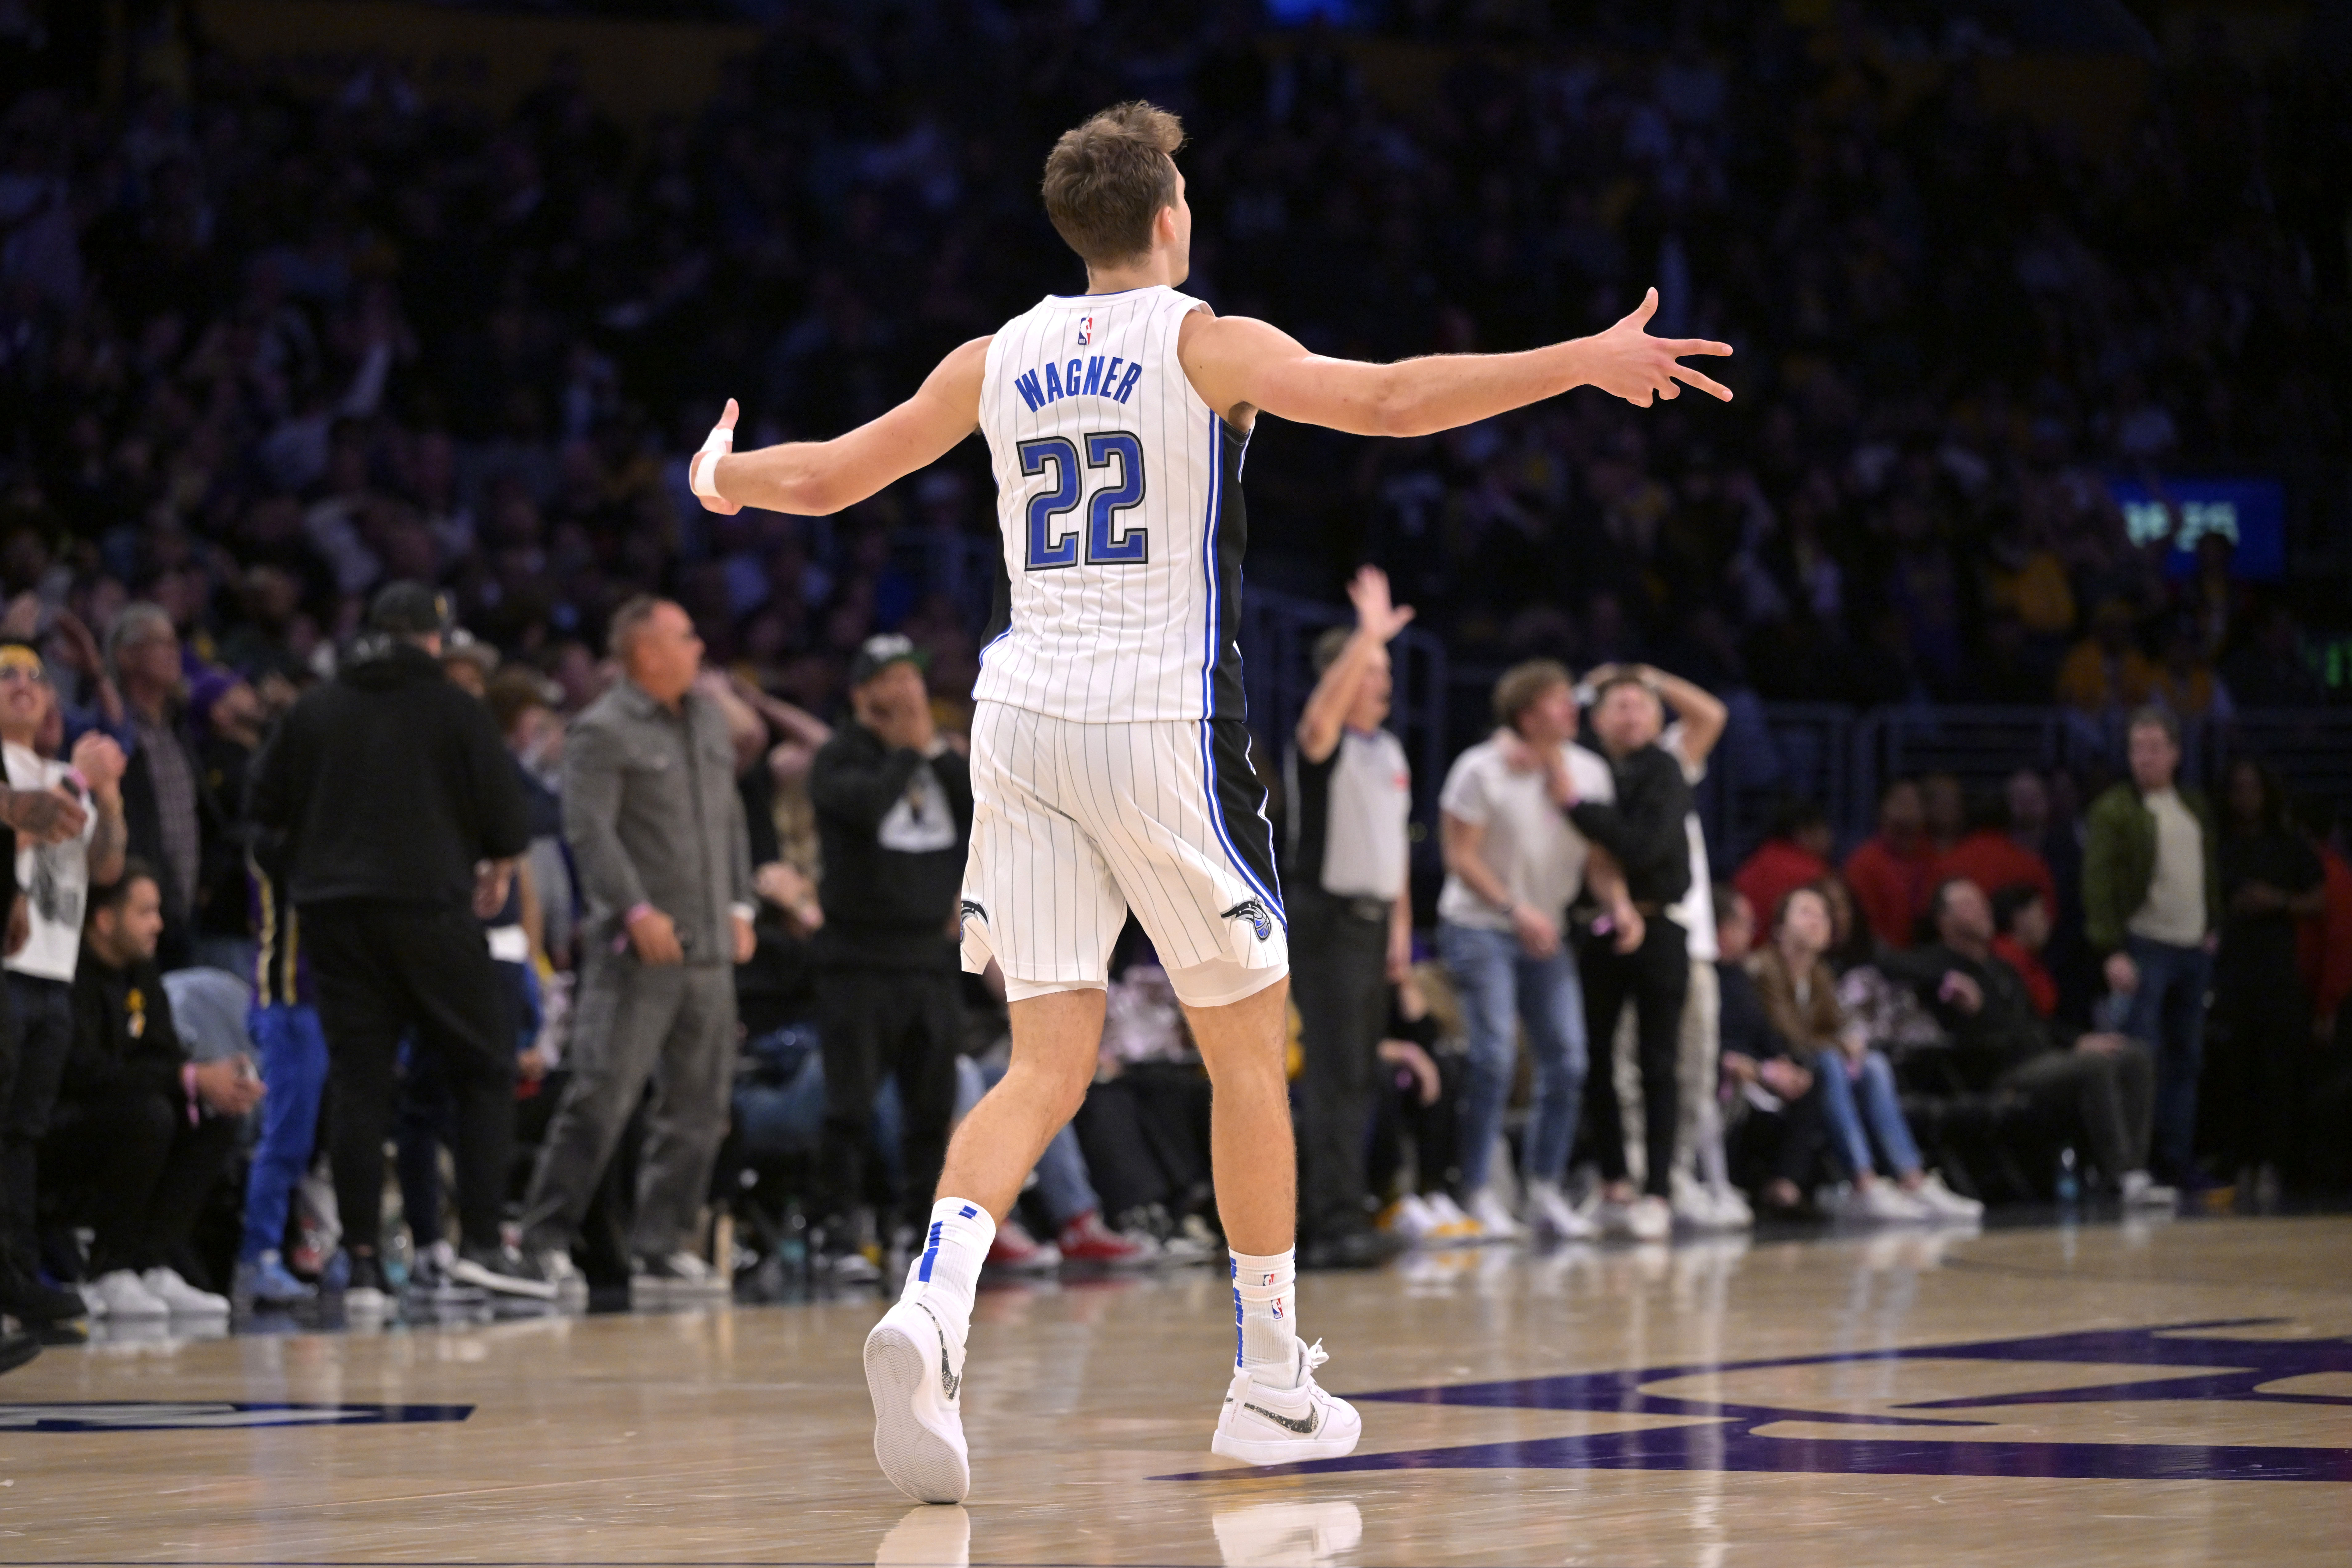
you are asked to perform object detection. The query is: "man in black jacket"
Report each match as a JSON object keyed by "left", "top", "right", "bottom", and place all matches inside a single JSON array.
[
  {"left": 247, "top": 582, "right": 541, "bottom": 1304},
  {"left": 1566, "top": 672, "right": 1695, "bottom": 1237},
  {"left": 1884, "top": 878, "right": 2175, "bottom": 1208},
  {"left": 807, "top": 634, "right": 972, "bottom": 1280},
  {"left": 44, "top": 864, "right": 258, "bottom": 1319}
]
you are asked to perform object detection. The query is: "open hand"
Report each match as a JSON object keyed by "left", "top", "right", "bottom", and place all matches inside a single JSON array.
[
  {"left": 1584, "top": 289, "right": 1734, "bottom": 408},
  {"left": 1346, "top": 565, "right": 1415, "bottom": 643}
]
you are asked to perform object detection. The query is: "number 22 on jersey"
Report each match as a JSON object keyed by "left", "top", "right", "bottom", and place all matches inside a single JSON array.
[{"left": 1018, "top": 432, "right": 1148, "bottom": 570}]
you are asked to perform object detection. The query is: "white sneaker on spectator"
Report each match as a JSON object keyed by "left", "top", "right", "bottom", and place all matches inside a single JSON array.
[
  {"left": 1712, "top": 1185, "right": 1755, "bottom": 1229},
  {"left": 141, "top": 1268, "right": 229, "bottom": 1315},
  {"left": 535, "top": 1248, "right": 585, "bottom": 1298},
  {"left": 1210, "top": 1338, "right": 1362, "bottom": 1466},
  {"left": 1909, "top": 1172, "right": 1984, "bottom": 1222},
  {"left": 1377, "top": 1193, "right": 1439, "bottom": 1244},
  {"left": 83, "top": 1270, "right": 168, "bottom": 1320},
  {"left": 1669, "top": 1173, "right": 1725, "bottom": 1232},
  {"left": 2119, "top": 1171, "right": 2179, "bottom": 1209},
  {"left": 1525, "top": 1180, "right": 1597, "bottom": 1241},
  {"left": 1464, "top": 1187, "right": 1522, "bottom": 1244},
  {"left": 1593, "top": 1193, "right": 1672, "bottom": 1242},
  {"left": 1421, "top": 1193, "right": 1482, "bottom": 1244},
  {"left": 632, "top": 1251, "right": 730, "bottom": 1299}
]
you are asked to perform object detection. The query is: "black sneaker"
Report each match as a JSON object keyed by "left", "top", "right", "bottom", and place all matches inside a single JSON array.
[
  {"left": 1, "top": 1314, "right": 38, "bottom": 1375},
  {"left": 340, "top": 1252, "right": 390, "bottom": 1314},
  {"left": 0, "top": 1252, "right": 88, "bottom": 1323},
  {"left": 449, "top": 1244, "right": 558, "bottom": 1302}
]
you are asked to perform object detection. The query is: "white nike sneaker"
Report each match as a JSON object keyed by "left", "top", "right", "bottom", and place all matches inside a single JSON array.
[
  {"left": 1711, "top": 1184, "right": 1755, "bottom": 1230},
  {"left": 1525, "top": 1180, "right": 1597, "bottom": 1241},
  {"left": 141, "top": 1267, "right": 229, "bottom": 1315},
  {"left": 1594, "top": 1194, "right": 1672, "bottom": 1241},
  {"left": 1210, "top": 1339, "right": 1362, "bottom": 1466},
  {"left": 1909, "top": 1172, "right": 1984, "bottom": 1222},
  {"left": 1464, "top": 1186, "right": 1523, "bottom": 1243},
  {"left": 863, "top": 1296, "right": 972, "bottom": 1504},
  {"left": 1421, "top": 1192, "right": 1483, "bottom": 1244},
  {"left": 83, "top": 1269, "right": 169, "bottom": 1319}
]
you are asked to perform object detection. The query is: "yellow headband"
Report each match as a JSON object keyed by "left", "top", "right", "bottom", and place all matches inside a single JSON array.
[{"left": 0, "top": 646, "right": 44, "bottom": 679}]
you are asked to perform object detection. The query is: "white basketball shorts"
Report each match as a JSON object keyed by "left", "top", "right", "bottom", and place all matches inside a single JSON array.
[{"left": 958, "top": 700, "right": 1290, "bottom": 993}]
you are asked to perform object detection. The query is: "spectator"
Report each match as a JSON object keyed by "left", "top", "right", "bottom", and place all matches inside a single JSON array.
[
  {"left": 106, "top": 606, "right": 209, "bottom": 967},
  {"left": 2210, "top": 760, "right": 2324, "bottom": 1196},
  {"left": 1888, "top": 879, "right": 2175, "bottom": 1209},
  {"left": 1920, "top": 773, "right": 1966, "bottom": 861},
  {"left": 0, "top": 643, "right": 126, "bottom": 1311},
  {"left": 247, "top": 582, "right": 540, "bottom": 1306},
  {"left": 2056, "top": 601, "right": 2157, "bottom": 717},
  {"left": 229, "top": 833, "right": 327, "bottom": 1310},
  {"left": 45, "top": 863, "right": 258, "bottom": 1319},
  {"left": 1990, "top": 885, "right": 2059, "bottom": 1019},
  {"left": 485, "top": 667, "right": 577, "bottom": 970},
  {"left": 1732, "top": 798, "right": 1835, "bottom": 940},
  {"left": 188, "top": 670, "right": 269, "bottom": 979},
  {"left": 520, "top": 597, "right": 755, "bottom": 1300},
  {"left": 1436, "top": 660, "right": 1627, "bottom": 1242},
  {"left": 1582, "top": 662, "right": 1745, "bottom": 1229},
  {"left": 805, "top": 633, "right": 971, "bottom": 1282},
  {"left": 1285, "top": 568, "right": 1417, "bottom": 1269},
  {"left": 1365, "top": 965, "right": 1469, "bottom": 1244},
  {"left": 1713, "top": 884, "right": 1826, "bottom": 1217},
  {"left": 2297, "top": 800, "right": 2352, "bottom": 1058},
  {"left": 1752, "top": 886, "right": 1980, "bottom": 1222},
  {"left": 2084, "top": 707, "right": 2220, "bottom": 1190},
  {"left": 1571, "top": 672, "right": 1703, "bottom": 1239},
  {"left": 1933, "top": 794, "right": 2059, "bottom": 925},
  {"left": 1843, "top": 778, "right": 1935, "bottom": 950}
]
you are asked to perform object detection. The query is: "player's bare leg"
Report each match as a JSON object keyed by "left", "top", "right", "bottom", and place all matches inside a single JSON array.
[
  {"left": 1188, "top": 978, "right": 1361, "bottom": 1466},
  {"left": 865, "top": 988, "right": 1102, "bottom": 1504}
]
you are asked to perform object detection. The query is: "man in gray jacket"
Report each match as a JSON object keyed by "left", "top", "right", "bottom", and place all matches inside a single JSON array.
[{"left": 521, "top": 597, "right": 756, "bottom": 1299}]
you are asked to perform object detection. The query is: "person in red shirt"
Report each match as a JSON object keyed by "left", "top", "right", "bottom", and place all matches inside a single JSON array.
[
  {"left": 1842, "top": 778, "right": 1936, "bottom": 950},
  {"left": 1934, "top": 793, "right": 2059, "bottom": 924},
  {"left": 2296, "top": 801, "right": 2352, "bottom": 1047},
  {"left": 1990, "top": 884, "right": 2059, "bottom": 1019},
  {"left": 1734, "top": 798, "right": 1835, "bottom": 933}
]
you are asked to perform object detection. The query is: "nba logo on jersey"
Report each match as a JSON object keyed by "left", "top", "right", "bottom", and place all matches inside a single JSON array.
[{"left": 1076, "top": 314, "right": 1093, "bottom": 345}]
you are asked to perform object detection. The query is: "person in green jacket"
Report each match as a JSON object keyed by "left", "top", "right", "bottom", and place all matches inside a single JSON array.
[{"left": 2081, "top": 707, "right": 2221, "bottom": 1190}]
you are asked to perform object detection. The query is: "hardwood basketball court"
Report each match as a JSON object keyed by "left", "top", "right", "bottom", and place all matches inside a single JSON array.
[{"left": 5, "top": 1214, "right": 2347, "bottom": 1566}]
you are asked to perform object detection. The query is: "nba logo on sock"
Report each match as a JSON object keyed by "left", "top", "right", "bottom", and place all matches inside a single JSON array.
[
  {"left": 1271, "top": 1299, "right": 1283, "bottom": 1318},
  {"left": 1076, "top": 315, "right": 1093, "bottom": 345}
]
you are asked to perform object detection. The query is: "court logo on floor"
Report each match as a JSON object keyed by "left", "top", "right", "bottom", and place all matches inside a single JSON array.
[
  {"left": 1165, "top": 1320, "right": 2352, "bottom": 1484},
  {"left": 0, "top": 1401, "right": 474, "bottom": 1431}
]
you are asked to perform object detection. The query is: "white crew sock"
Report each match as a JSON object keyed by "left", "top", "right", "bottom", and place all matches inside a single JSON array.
[
  {"left": 900, "top": 1198, "right": 996, "bottom": 1325},
  {"left": 1230, "top": 1248, "right": 1299, "bottom": 1386}
]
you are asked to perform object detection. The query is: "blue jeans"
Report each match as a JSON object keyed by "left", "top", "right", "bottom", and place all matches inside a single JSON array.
[
  {"left": 1439, "top": 921, "right": 1588, "bottom": 1193},
  {"left": 2122, "top": 935, "right": 2211, "bottom": 1181},
  {"left": 240, "top": 1003, "right": 329, "bottom": 1262},
  {"left": 1812, "top": 1048, "right": 1922, "bottom": 1181}
]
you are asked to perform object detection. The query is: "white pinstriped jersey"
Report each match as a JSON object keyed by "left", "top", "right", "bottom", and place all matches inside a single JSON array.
[{"left": 971, "top": 286, "right": 1249, "bottom": 724}]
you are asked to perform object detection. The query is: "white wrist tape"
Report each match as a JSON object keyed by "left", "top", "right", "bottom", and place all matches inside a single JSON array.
[{"left": 688, "top": 424, "right": 733, "bottom": 500}]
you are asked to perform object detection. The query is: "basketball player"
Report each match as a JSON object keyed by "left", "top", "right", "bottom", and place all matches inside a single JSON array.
[{"left": 687, "top": 102, "right": 1731, "bottom": 1504}]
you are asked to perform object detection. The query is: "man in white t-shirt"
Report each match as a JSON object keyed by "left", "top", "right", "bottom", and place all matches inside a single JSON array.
[
  {"left": 1437, "top": 660, "right": 1637, "bottom": 1242},
  {"left": 1584, "top": 664, "right": 1747, "bottom": 1230},
  {"left": 0, "top": 642, "right": 128, "bottom": 1278}
]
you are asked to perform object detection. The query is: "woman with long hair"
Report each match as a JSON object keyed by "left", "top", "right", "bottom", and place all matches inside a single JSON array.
[
  {"left": 1751, "top": 887, "right": 1981, "bottom": 1222},
  {"left": 2213, "top": 759, "right": 2325, "bottom": 1197}
]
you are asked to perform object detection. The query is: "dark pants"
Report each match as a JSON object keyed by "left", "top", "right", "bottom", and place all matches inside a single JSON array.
[
  {"left": 1582, "top": 915, "right": 1689, "bottom": 1199},
  {"left": 2212, "top": 955, "right": 2310, "bottom": 1177},
  {"left": 1290, "top": 889, "right": 1392, "bottom": 1241},
  {"left": 2000, "top": 1041, "right": 2155, "bottom": 1183},
  {"left": 0, "top": 974, "right": 75, "bottom": 1259},
  {"left": 814, "top": 965, "right": 961, "bottom": 1232},
  {"left": 1727, "top": 1079, "right": 1833, "bottom": 1197},
  {"left": 2122, "top": 935, "right": 2210, "bottom": 1182},
  {"left": 305, "top": 902, "right": 516, "bottom": 1257},
  {"left": 42, "top": 1091, "right": 238, "bottom": 1277},
  {"left": 521, "top": 958, "right": 738, "bottom": 1259},
  {"left": 1367, "top": 1048, "right": 1462, "bottom": 1201}
]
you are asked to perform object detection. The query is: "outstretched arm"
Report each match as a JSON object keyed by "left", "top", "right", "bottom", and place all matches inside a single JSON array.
[
  {"left": 694, "top": 336, "right": 991, "bottom": 517},
  {"left": 1295, "top": 566, "right": 1414, "bottom": 765},
  {"left": 1181, "top": 288, "right": 1730, "bottom": 437}
]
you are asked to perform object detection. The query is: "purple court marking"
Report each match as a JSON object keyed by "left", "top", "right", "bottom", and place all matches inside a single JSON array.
[
  {"left": 0, "top": 1400, "right": 475, "bottom": 1432},
  {"left": 1158, "top": 1320, "right": 2352, "bottom": 1484}
]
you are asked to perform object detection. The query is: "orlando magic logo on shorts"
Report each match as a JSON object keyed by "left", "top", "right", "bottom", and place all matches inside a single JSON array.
[
  {"left": 1222, "top": 900, "right": 1273, "bottom": 943},
  {"left": 959, "top": 899, "right": 988, "bottom": 932}
]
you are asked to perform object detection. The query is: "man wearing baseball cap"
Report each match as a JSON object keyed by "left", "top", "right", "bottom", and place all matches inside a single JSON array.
[
  {"left": 248, "top": 581, "right": 542, "bottom": 1306},
  {"left": 804, "top": 633, "right": 971, "bottom": 1282}
]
